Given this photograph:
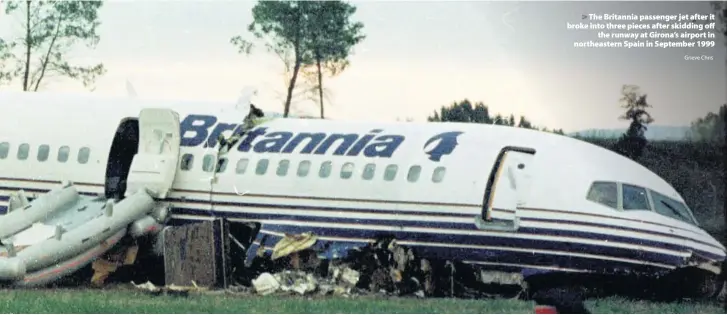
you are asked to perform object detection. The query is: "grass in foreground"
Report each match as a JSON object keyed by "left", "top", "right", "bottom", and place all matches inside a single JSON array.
[{"left": 0, "top": 289, "right": 722, "bottom": 313}]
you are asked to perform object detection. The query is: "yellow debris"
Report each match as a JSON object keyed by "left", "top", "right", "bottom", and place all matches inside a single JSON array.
[
  {"left": 271, "top": 232, "right": 317, "bottom": 260},
  {"left": 123, "top": 245, "right": 139, "bottom": 265},
  {"left": 91, "top": 259, "right": 119, "bottom": 286}
]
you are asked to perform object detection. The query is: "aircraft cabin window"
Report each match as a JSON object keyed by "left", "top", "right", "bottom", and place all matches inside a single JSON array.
[
  {"left": 216, "top": 158, "right": 228, "bottom": 173},
  {"left": 432, "top": 166, "right": 446, "bottom": 183},
  {"left": 586, "top": 181, "right": 618, "bottom": 209},
  {"left": 297, "top": 160, "right": 311, "bottom": 177},
  {"left": 180, "top": 154, "right": 194, "bottom": 171},
  {"left": 202, "top": 154, "right": 215, "bottom": 172},
  {"left": 236, "top": 158, "right": 249, "bottom": 174},
  {"left": 362, "top": 163, "right": 375, "bottom": 180},
  {"left": 0, "top": 142, "right": 9, "bottom": 159},
  {"left": 650, "top": 189, "right": 696, "bottom": 225},
  {"left": 255, "top": 159, "right": 269, "bottom": 175},
  {"left": 77, "top": 147, "right": 90, "bottom": 164},
  {"left": 37, "top": 144, "right": 50, "bottom": 162},
  {"left": 319, "top": 161, "right": 332, "bottom": 178},
  {"left": 340, "top": 162, "right": 354, "bottom": 179},
  {"left": 407, "top": 165, "right": 422, "bottom": 183},
  {"left": 277, "top": 159, "right": 290, "bottom": 176},
  {"left": 17, "top": 143, "right": 30, "bottom": 161},
  {"left": 622, "top": 184, "right": 650, "bottom": 211},
  {"left": 384, "top": 164, "right": 398, "bottom": 181},
  {"left": 58, "top": 146, "right": 70, "bottom": 163}
]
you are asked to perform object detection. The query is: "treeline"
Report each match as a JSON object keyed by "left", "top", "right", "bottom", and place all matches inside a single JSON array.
[
  {"left": 686, "top": 104, "right": 727, "bottom": 145},
  {"left": 426, "top": 99, "right": 566, "bottom": 135}
]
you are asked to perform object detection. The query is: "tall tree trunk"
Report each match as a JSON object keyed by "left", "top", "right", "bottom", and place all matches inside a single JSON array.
[
  {"left": 283, "top": 59, "right": 301, "bottom": 118},
  {"left": 22, "top": 0, "right": 31, "bottom": 91},
  {"left": 283, "top": 4, "right": 303, "bottom": 118},
  {"left": 34, "top": 15, "right": 63, "bottom": 92},
  {"left": 316, "top": 54, "right": 324, "bottom": 119}
]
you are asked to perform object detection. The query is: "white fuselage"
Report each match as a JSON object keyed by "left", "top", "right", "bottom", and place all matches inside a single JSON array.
[{"left": 0, "top": 91, "right": 724, "bottom": 277}]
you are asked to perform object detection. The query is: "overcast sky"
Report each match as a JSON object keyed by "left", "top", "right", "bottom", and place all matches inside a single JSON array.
[{"left": 0, "top": 1, "right": 725, "bottom": 132}]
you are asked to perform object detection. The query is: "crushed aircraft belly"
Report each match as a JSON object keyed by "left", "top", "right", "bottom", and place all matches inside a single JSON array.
[{"left": 242, "top": 232, "right": 492, "bottom": 298}]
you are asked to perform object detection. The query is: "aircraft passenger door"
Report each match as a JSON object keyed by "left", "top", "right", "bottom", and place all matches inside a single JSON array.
[
  {"left": 126, "top": 108, "right": 181, "bottom": 199},
  {"left": 476, "top": 146, "right": 536, "bottom": 231}
]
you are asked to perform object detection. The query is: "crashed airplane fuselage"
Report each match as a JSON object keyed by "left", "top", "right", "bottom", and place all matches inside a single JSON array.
[{"left": 0, "top": 91, "right": 724, "bottom": 296}]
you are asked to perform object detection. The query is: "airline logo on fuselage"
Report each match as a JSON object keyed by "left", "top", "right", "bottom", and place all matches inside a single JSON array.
[
  {"left": 179, "top": 114, "right": 405, "bottom": 158},
  {"left": 424, "top": 131, "right": 463, "bottom": 162}
]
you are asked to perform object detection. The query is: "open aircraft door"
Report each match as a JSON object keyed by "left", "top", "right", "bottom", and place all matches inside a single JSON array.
[
  {"left": 476, "top": 146, "right": 536, "bottom": 231},
  {"left": 126, "top": 108, "right": 181, "bottom": 199}
]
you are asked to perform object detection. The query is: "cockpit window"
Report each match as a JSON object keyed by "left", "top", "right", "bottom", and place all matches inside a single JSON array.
[
  {"left": 586, "top": 181, "right": 618, "bottom": 209},
  {"left": 622, "top": 184, "right": 650, "bottom": 211},
  {"left": 650, "top": 190, "right": 696, "bottom": 225}
]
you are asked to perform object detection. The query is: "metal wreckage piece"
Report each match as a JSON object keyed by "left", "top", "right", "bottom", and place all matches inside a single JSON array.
[
  {"left": 240, "top": 233, "right": 511, "bottom": 298},
  {"left": 89, "top": 222, "right": 518, "bottom": 299}
]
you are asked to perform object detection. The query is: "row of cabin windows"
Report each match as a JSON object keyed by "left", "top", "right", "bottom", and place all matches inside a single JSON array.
[
  {"left": 0, "top": 142, "right": 91, "bottom": 164},
  {"left": 180, "top": 153, "right": 447, "bottom": 183},
  {"left": 586, "top": 181, "right": 696, "bottom": 225}
]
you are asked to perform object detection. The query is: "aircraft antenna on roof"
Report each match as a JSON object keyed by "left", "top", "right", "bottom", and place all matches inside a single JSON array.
[{"left": 126, "top": 80, "right": 138, "bottom": 98}]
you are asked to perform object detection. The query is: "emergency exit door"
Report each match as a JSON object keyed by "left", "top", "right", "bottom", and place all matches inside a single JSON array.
[
  {"left": 126, "top": 108, "right": 181, "bottom": 199},
  {"left": 476, "top": 146, "right": 536, "bottom": 231}
]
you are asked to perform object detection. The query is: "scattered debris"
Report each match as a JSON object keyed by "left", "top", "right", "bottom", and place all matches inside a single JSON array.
[
  {"left": 251, "top": 273, "right": 279, "bottom": 295},
  {"left": 91, "top": 245, "right": 139, "bottom": 286},
  {"left": 131, "top": 280, "right": 208, "bottom": 297},
  {"left": 239, "top": 233, "right": 502, "bottom": 299}
]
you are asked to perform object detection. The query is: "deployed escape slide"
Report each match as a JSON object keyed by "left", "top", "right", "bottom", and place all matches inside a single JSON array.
[{"left": 0, "top": 108, "right": 181, "bottom": 287}]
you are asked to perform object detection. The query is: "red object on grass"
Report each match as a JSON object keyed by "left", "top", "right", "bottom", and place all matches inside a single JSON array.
[{"left": 535, "top": 305, "right": 559, "bottom": 314}]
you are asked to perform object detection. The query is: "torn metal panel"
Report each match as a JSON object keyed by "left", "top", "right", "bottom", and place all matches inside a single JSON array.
[{"left": 163, "top": 218, "right": 231, "bottom": 288}]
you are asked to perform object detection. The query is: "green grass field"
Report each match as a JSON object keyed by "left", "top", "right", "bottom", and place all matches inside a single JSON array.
[{"left": 0, "top": 289, "right": 723, "bottom": 313}]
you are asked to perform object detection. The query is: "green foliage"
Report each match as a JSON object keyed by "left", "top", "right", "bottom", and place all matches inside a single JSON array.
[
  {"left": 711, "top": 1, "right": 727, "bottom": 38},
  {"left": 0, "top": 38, "right": 13, "bottom": 86},
  {"left": 615, "top": 84, "right": 654, "bottom": 160},
  {"left": 688, "top": 104, "right": 727, "bottom": 144},
  {"left": 232, "top": 1, "right": 365, "bottom": 119},
  {"left": 230, "top": 1, "right": 310, "bottom": 118},
  {"left": 302, "top": 0, "right": 365, "bottom": 119},
  {"left": 517, "top": 116, "right": 533, "bottom": 129},
  {"left": 2, "top": 0, "right": 106, "bottom": 91},
  {"left": 618, "top": 84, "right": 654, "bottom": 135},
  {"left": 427, "top": 99, "right": 565, "bottom": 134}
]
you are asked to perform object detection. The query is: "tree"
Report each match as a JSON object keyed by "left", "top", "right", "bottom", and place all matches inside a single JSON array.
[
  {"left": 0, "top": 38, "right": 13, "bottom": 86},
  {"left": 712, "top": 1, "right": 726, "bottom": 38},
  {"left": 426, "top": 99, "right": 564, "bottom": 134},
  {"left": 303, "top": 0, "right": 364, "bottom": 119},
  {"left": 517, "top": 116, "right": 533, "bottom": 129},
  {"left": 428, "top": 99, "right": 492, "bottom": 123},
  {"left": 231, "top": 0, "right": 318, "bottom": 118},
  {"left": 2, "top": 1, "right": 106, "bottom": 91},
  {"left": 688, "top": 105, "right": 727, "bottom": 144},
  {"left": 616, "top": 84, "right": 654, "bottom": 160}
]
